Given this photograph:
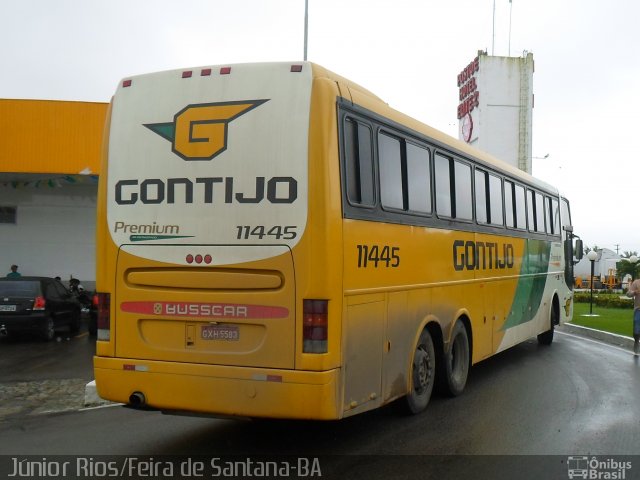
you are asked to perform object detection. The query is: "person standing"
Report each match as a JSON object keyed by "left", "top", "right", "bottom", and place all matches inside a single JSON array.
[
  {"left": 627, "top": 277, "right": 640, "bottom": 355},
  {"left": 6, "top": 265, "right": 21, "bottom": 278}
]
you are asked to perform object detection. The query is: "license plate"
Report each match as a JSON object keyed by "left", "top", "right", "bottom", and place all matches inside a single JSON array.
[
  {"left": 0, "top": 305, "right": 16, "bottom": 312},
  {"left": 201, "top": 324, "right": 239, "bottom": 341}
]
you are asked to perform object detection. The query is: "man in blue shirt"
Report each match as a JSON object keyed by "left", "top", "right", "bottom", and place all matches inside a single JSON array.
[
  {"left": 628, "top": 277, "right": 640, "bottom": 355},
  {"left": 6, "top": 265, "right": 21, "bottom": 278}
]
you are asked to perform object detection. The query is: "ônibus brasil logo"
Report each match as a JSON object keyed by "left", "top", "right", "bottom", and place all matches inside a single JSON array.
[{"left": 144, "top": 100, "right": 269, "bottom": 161}]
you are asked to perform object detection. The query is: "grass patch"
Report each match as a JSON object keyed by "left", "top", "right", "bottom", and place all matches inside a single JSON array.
[{"left": 570, "top": 302, "right": 634, "bottom": 337}]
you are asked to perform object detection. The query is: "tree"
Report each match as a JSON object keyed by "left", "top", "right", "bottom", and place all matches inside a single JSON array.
[
  {"left": 622, "top": 251, "right": 638, "bottom": 258},
  {"left": 616, "top": 258, "right": 640, "bottom": 281},
  {"left": 583, "top": 245, "right": 601, "bottom": 255}
]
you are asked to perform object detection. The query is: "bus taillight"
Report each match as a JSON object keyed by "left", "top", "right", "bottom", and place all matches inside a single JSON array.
[
  {"left": 95, "top": 292, "right": 111, "bottom": 341},
  {"left": 303, "top": 299, "right": 328, "bottom": 353}
]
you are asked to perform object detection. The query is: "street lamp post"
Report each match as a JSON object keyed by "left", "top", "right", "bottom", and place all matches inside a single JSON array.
[
  {"left": 303, "top": 0, "right": 309, "bottom": 61},
  {"left": 587, "top": 250, "right": 599, "bottom": 315}
]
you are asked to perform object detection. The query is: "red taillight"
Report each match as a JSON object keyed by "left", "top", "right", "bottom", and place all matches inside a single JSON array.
[
  {"left": 96, "top": 292, "right": 111, "bottom": 341},
  {"left": 33, "top": 296, "right": 46, "bottom": 311},
  {"left": 303, "top": 299, "right": 328, "bottom": 353}
]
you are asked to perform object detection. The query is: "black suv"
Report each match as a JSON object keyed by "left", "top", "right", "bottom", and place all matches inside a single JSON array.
[{"left": 0, "top": 277, "right": 82, "bottom": 341}]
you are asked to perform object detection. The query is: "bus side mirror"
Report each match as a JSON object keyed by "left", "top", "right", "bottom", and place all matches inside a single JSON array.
[{"left": 574, "top": 239, "right": 583, "bottom": 261}]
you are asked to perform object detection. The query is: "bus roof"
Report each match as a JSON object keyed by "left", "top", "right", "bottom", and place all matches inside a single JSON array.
[
  {"left": 116, "top": 61, "right": 558, "bottom": 196},
  {"left": 307, "top": 62, "right": 558, "bottom": 196}
]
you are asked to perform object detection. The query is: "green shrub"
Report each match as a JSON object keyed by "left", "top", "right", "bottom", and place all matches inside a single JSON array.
[{"left": 574, "top": 292, "right": 633, "bottom": 309}]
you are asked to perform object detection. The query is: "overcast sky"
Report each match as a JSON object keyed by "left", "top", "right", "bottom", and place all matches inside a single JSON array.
[{"left": 2, "top": 0, "right": 639, "bottom": 254}]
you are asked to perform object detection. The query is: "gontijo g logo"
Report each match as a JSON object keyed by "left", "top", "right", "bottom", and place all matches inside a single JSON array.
[{"left": 144, "top": 100, "right": 268, "bottom": 161}]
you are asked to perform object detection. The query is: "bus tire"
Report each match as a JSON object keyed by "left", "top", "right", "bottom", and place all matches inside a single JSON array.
[
  {"left": 537, "top": 300, "right": 558, "bottom": 346},
  {"left": 404, "top": 328, "right": 436, "bottom": 414},
  {"left": 443, "top": 321, "right": 470, "bottom": 397}
]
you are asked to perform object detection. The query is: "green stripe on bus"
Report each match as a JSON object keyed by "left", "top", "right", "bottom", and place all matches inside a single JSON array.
[
  {"left": 502, "top": 240, "right": 551, "bottom": 330},
  {"left": 129, "top": 235, "right": 195, "bottom": 242}
]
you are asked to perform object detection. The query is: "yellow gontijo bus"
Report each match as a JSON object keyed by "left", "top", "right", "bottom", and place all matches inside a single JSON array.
[{"left": 94, "top": 62, "right": 582, "bottom": 420}]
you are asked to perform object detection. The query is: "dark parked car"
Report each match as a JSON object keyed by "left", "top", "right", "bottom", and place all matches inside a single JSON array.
[{"left": 0, "top": 277, "right": 82, "bottom": 341}]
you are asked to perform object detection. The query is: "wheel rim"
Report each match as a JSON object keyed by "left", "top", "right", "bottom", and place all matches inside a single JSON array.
[{"left": 413, "top": 345, "right": 433, "bottom": 395}]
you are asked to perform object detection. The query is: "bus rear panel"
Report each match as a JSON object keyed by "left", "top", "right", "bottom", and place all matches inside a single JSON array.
[{"left": 94, "top": 62, "right": 343, "bottom": 419}]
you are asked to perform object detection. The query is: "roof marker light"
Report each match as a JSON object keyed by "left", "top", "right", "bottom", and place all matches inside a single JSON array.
[
  {"left": 182, "top": 71, "right": 193, "bottom": 78},
  {"left": 201, "top": 68, "right": 212, "bottom": 76},
  {"left": 290, "top": 65, "right": 303, "bottom": 73},
  {"left": 122, "top": 79, "right": 132, "bottom": 88},
  {"left": 220, "top": 67, "right": 231, "bottom": 75}
]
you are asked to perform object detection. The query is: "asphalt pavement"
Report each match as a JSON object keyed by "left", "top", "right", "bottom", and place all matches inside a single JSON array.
[
  {"left": 0, "top": 321, "right": 96, "bottom": 421},
  {"left": 0, "top": 320, "right": 636, "bottom": 423},
  {"left": 2, "top": 321, "right": 640, "bottom": 480}
]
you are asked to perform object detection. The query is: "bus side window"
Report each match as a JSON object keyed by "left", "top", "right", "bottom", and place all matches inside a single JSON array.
[
  {"left": 379, "top": 132, "right": 404, "bottom": 210},
  {"left": 344, "top": 118, "right": 375, "bottom": 206},
  {"left": 526, "top": 189, "right": 536, "bottom": 232},
  {"left": 406, "top": 143, "right": 431, "bottom": 214},
  {"left": 475, "top": 169, "right": 488, "bottom": 224},
  {"left": 514, "top": 184, "right": 526, "bottom": 230},
  {"left": 454, "top": 160, "right": 472, "bottom": 221},
  {"left": 545, "top": 196, "right": 559, "bottom": 235},
  {"left": 560, "top": 198, "right": 572, "bottom": 231},
  {"left": 488, "top": 173, "right": 504, "bottom": 226},
  {"left": 504, "top": 180, "right": 515, "bottom": 228},
  {"left": 435, "top": 153, "right": 452, "bottom": 217},
  {"left": 534, "top": 192, "right": 545, "bottom": 233},
  {"left": 552, "top": 198, "right": 561, "bottom": 234},
  {"left": 544, "top": 197, "right": 552, "bottom": 234}
]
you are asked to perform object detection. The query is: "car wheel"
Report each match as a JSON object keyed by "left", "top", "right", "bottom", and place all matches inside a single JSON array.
[{"left": 42, "top": 317, "right": 55, "bottom": 342}]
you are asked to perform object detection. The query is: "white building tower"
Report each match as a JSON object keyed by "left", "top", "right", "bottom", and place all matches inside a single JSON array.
[{"left": 457, "top": 51, "right": 534, "bottom": 174}]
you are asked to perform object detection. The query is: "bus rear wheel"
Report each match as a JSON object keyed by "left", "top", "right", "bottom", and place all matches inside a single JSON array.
[
  {"left": 404, "top": 329, "right": 436, "bottom": 414},
  {"left": 443, "top": 321, "right": 470, "bottom": 397}
]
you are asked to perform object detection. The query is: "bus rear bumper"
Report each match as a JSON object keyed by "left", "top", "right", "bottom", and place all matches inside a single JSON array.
[{"left": 94, "top": 356, "right": 341, "bottom": 420}]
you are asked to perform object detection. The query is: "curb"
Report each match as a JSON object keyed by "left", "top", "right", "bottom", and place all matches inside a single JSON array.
[
  {"left": 84, "top": 380, "right": 115, "bottom": 408},
  {"left": 559, "top": 323, "right": 635, "bottom": 350}
]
